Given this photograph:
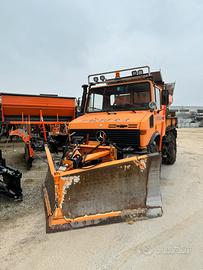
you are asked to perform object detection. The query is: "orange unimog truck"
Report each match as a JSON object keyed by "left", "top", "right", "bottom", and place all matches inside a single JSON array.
[{"left": 44, "top": 66, "right": 177, "bottom": 232}]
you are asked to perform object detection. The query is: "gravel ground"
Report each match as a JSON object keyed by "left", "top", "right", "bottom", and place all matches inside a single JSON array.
[{"left": 0, "top": 128, "right": 203, "bottom": 270}]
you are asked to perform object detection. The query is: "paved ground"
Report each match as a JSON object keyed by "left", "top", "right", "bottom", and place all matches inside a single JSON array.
[{"left": 0, "top": 128, "right": 203, "bottom": 270}]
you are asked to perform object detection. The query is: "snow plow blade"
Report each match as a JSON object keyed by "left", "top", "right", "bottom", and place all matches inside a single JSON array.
[{"left": 43, "top": 147, "right": 162, "bottom": 233}]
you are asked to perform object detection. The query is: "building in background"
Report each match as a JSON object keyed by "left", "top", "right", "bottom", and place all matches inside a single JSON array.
[{"left": 170, "top": 106, "right": 203, "bottom": 128}]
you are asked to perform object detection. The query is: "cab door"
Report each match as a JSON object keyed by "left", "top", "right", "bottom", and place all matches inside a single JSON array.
[{"left": 154, "top": 87, "right": 163, "bottom": 133}]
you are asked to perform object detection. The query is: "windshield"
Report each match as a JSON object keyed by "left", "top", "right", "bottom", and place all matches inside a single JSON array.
[{"left": 87, "top": 82, "right": 151, "bottom": 112}]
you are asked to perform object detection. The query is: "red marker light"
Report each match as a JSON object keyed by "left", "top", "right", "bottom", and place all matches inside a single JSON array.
[{"left": 115, "top": 71, "right": 120, "bottom": 78}]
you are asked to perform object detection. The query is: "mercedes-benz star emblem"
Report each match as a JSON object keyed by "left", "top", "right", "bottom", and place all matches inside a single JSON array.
[{"left": 96, "top": 130, "right": 106, "bottom": 142}]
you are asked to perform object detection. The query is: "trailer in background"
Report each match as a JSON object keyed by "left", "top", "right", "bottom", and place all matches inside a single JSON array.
[{"left": 0, "top": 93, "right": 76, "bottom": 169}]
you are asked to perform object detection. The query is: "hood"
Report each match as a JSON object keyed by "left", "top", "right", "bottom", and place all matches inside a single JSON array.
[{"left": 69, "top": 111, "right": 148, "bottom": 130}]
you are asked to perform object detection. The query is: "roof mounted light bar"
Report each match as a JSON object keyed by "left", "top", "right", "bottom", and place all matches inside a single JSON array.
[{"left": 88, "top": 66, "right": 151, "bottom": 84}]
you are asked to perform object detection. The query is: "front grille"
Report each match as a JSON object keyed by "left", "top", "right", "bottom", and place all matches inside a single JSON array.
[{"left": 71, "top": 129, "right": 140, "bottom": 148}]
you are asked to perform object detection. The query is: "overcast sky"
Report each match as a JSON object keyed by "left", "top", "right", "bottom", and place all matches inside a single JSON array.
[{"left": 0, "top": 0, "right": 203, "bottom": 105}]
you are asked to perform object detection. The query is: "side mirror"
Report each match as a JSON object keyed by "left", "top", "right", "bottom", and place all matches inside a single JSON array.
[
  {"left": 162, "top": 89, "right": 169, "bottom": 105},
  {"left": 149, "top": 101, "right": 157, "bottom": 111}
]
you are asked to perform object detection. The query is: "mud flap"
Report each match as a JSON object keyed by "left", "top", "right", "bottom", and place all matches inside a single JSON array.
[{"left": 44, "top": 152, "right": 162, "bottom": 232}]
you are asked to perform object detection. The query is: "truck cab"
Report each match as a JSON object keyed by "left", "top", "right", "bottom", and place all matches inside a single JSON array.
[{"left": 69, "top": 66, "right": 176, "bottom": 162}]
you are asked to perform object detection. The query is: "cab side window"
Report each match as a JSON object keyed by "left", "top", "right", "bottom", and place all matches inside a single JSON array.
[{"left": 155, "top": 87, "right": 161, "bottom": 110}]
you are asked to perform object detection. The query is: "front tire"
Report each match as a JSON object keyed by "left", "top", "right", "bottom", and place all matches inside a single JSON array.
[
  {"left": 148, "top": 140, "right": 159, "bottom": 153},
  {"left": 162, "top": 130, "right": 177, "bottom": 165}
]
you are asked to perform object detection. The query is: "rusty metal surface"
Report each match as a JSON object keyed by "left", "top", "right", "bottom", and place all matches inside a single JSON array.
[
  {"left": 45, "top": 168, "right": 55, "bottom": 213},
  {"left": 60, "top": 154, "right": 162, "bottom": 219}
]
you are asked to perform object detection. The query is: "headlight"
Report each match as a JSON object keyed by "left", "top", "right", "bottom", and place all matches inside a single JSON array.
[
  {"left": 100, "top": 75, "right": 105, "bottom": 81},
  {"left": 138, "top": 69, "right": 143, "bottom": 75},
  {"left": 93, "top": 76, "right": 99, "bottom": 83},
  {"left": 132, "top": 70, "right": 138, "bottom": 76}
]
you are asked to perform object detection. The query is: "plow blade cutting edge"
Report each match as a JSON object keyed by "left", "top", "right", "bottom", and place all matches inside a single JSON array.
[{"left": 43, "top": 146, "right": 162, "bottom": 233}]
